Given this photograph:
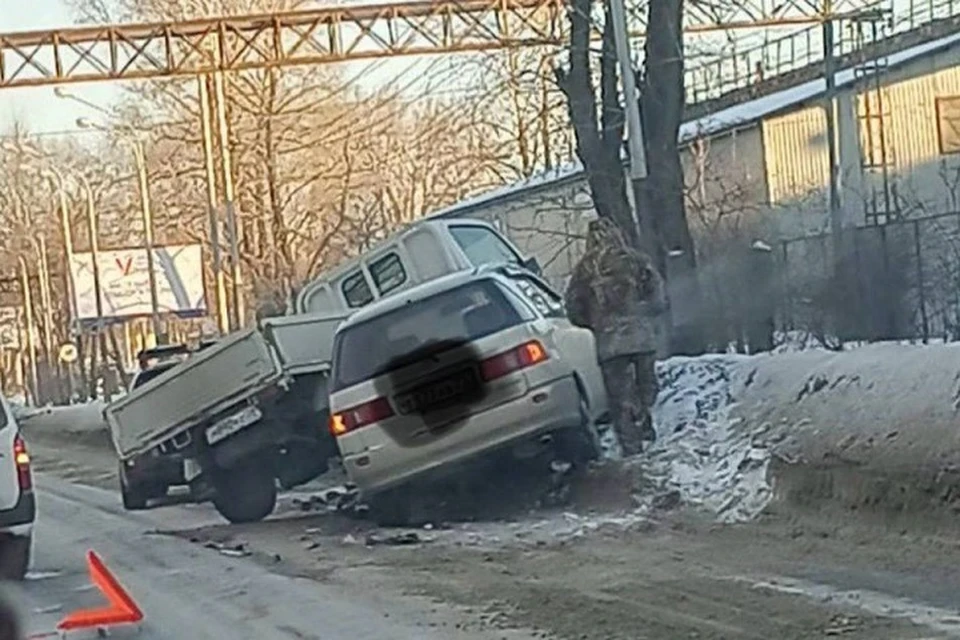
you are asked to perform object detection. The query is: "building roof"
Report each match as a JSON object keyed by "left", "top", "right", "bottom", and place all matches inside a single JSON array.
[{"left": 428, "top": 30, "right": 960, "bottom": 220}]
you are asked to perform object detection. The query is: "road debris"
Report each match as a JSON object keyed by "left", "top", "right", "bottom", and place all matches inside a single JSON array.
[
  {"left": 364, "top": 531, "right": 435, "bottom": 546},
  {"left": 204, "top": 540, "right": 252, "bottom": 557}
]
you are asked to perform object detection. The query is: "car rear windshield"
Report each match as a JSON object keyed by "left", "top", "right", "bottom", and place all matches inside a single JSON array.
[{"left": 332, "top": 279, "right": 522, "bottom": 390}]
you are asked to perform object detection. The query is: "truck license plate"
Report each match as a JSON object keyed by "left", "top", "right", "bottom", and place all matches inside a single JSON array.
[{"left": 206, "top": 406, "right": 263, "bottom": 445}]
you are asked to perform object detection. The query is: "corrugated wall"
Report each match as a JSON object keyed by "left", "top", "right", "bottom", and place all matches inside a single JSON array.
[
  {"left": 760, "top": 47, "right": 960, "bottom": 226},
  {"left": 762, "top": 106, "right": 830, "bottom": 207},
  {"left": 873, "top": 57, "right": 960, "bottom": 213}
]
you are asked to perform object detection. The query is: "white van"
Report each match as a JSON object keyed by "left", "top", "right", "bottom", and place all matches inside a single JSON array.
[{"left": 296, "top": 218, "right": 541, "bottom": 315}]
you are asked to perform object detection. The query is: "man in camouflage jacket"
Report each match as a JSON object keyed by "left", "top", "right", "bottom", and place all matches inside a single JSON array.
[{"left": 564, "top": 217, "right": 667, "bottom": 456}]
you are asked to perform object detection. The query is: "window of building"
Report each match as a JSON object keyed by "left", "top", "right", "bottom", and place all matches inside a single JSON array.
[{"left": 936, "top": 96, "right": 960, "bottom": 155}]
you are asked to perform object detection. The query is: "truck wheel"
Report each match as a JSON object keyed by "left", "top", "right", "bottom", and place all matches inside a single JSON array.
[
  {"left": 119, "top": 463, "right": 149, "bottom": 511},
  {"left": 212, "top": 461, "right": 277, "bottom": 524},
  {"left": 0, "top": 534, "right": 31, "bottom": 581}
]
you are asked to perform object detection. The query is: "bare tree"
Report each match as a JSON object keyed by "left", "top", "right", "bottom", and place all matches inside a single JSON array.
[{"left": 555, "top": 0, "right": 703, "bottom": 353}]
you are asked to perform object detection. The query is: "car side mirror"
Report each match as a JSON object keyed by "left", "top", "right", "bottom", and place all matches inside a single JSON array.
[{"left": 522, "top": 257, "right": 541, "bottom": 275}]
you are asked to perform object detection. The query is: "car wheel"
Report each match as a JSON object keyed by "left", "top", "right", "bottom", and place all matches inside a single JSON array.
[
  {"left": 0, "top": 534, "right": 31, "bottom": 581},
  {"left": 212, "top": 460, "right": 277, "bottom": 524},
  {"left": 119, "top": 463, "right": 149, "bottom": 511},
  {"left": 555, "top": 380, "right": 602, "bottom": 466}
]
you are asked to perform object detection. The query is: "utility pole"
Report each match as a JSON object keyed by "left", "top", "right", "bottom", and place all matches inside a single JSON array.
[
  {"left": 823, "top": 0, "right": 843, "bottom": 263},
  {"left": 609, "top": 0, "right": 647, "bottom": 246},
  {"left": 213, "top": 71, "right": 244, "bottom": 330},
  {"left": 199, "top": 75, "right": 230, "bottom": 335}
]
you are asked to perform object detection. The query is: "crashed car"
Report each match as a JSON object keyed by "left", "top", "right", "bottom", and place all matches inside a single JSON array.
[{"left": 328, "top": 264, "right": 608, "bottom": 525}]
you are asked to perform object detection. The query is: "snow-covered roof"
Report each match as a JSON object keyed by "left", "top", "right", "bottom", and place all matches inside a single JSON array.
[{"left": 429, "top": 29, "right": 960, "bottom": 220}]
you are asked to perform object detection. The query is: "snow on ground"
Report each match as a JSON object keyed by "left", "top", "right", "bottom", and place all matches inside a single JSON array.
[
  {"left": 641, "top": 355, "right": 772, "bottom": 523},
  {"left": 16, "top": 401, "right": 107, "bottom": 436}
]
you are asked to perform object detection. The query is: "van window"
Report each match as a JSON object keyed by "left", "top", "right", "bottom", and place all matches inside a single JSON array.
[
  {"left": 369, "top": 253, "right": 407, "bottom": 295},
  {"left": 0, "top": 401, "right": 7, "bottom": 430},
  {"left": 342, "top": 271, "right": 374, "bottom": 308},
  {"left": 449, "top": 225, "right": 522, "bottom": 267},
  {"left": 406, "top": 229, "right": 450, "bottom": 281},
  {"left": 332, "top": 279, "right": 523, "bottom": 390}
]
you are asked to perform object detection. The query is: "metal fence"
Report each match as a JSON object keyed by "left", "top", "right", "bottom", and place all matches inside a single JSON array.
[
  {"left": 685, "top": 0, "right": 960, "bottom": 108},
  {"left": 776, "top": 211, "right": 960, "bottom": 344}
]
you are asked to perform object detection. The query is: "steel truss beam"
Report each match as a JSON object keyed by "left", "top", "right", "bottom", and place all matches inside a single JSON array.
[{"left": 0, "top": 0, "right": 833, "bottom": 89}]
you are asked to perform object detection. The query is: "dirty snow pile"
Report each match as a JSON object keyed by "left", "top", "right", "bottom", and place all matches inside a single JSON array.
[{"left": 636, "top": 355, "right": 773, "bottom": 524}]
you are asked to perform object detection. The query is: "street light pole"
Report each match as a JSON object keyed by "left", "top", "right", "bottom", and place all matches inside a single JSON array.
[
  {"left": 199, "top": 75, "right": 230, "bottom": 335},
  {"left": 131, "top": 140, "right": 164, "bottom": 344},
  {"left": 213, "top": 71, "right": 244, "bottom": 330},
  {"left": 45, "top": 169, "right": 79, "bottom": 327},
  {"left": 36, "top": 236, "right": 55, "bottom": 374},
  {"left": 17, "top": 256, "right": 38, "bottom": 406}
]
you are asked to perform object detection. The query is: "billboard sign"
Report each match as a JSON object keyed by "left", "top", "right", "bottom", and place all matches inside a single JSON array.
[{"left": 71, "top": 244, "right": 207, "bottom": 323}]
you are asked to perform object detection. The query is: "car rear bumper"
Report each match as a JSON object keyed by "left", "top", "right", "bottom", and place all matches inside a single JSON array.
[
  {"left": 341, "top": 374, "right": 581, "bottom": 496},
  {"left": 0, "top": 490, "right": 36, "bottom": 532}
]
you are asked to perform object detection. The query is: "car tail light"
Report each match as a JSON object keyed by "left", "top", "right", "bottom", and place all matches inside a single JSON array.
[
  {"left": 329, "top": 397, "right": 395, "bottom": 437},
  {"left": 480, "top": 340, "right": 549, "bottom": 382},
  {"left": 13, "top": 434, "right": 31, "bottom": 492}
]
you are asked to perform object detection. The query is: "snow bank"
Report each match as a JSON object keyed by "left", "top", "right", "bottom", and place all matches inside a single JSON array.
[
  {"left": 636, "top": 355, "right": 773, "bottom": 523},
  {"left": 731, "top": 342, "right": 960, "bottom": 476},
  {"left": 17, "top": 402, "right": 108, "bottom": 438},
  {"left": 602, "top": 340, "right": 960, "bottom": 524}
]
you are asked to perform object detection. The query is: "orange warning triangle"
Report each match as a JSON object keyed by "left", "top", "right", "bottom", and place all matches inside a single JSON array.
[{"left": 57, "top": 551, "right": 144, "bottom": 631}]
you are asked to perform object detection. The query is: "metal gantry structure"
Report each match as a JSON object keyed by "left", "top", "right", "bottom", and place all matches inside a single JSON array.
[{"left": 0, "top": 0, "right": 870, "bottom": 91}]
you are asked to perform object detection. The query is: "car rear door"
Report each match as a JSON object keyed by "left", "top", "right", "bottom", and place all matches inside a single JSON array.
[
  {"left": 0, "top": 398, "right": 22, "bottom": 510},
  {"left": 331, "top": 279, "right": 535, "bottom": 447}
]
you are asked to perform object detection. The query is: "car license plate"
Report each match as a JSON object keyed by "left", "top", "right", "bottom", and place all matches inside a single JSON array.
[
  {"left": 396, "top": 369, "right": 478, "bottom": 415},
  {"left": 205, "top": 405, "right": 263, "bottom": 445}
]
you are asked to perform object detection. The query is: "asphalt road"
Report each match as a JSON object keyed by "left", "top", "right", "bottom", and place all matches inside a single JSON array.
[{"left": 14, "top": 475, "right": 534, "bottom": 640}]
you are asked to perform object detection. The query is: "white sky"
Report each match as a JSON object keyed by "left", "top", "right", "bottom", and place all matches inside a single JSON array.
[{"left": 0, "top": 0, "right": 120, "bottom": 134}]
